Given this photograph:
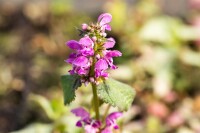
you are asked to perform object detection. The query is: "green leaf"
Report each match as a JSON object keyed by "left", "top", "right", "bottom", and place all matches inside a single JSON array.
[
  {"left": 28, "top": 94, "right": 56, "bottom": 120},
  {"left": 60, "top": 75, "right": 81, "bottom": 105},
  {"left": 97, "top": 78, "right": 136, "bottom": 111},
  {"left": 11, "top": 123, "right": 53, "bottom": 133}
]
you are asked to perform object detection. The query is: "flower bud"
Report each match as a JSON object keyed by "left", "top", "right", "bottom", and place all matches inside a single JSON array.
[
  {"left": 98, "top": 39, "right": 102, "bottom": 42},
  {"left": 91, "top": 29, "right": 94, "bottom": 32},
  {"left": 96, "top": 54, "right": 100, "bottom": 59},
  {"left": 87, "top": 26, "right": 91, "bottom": 31},
  {"left": 82, "top": 23, "right": 88, "bottom": 30},
  {"left": 102, "top": 33, "right": 107, "bottom": 37},
  {"left": 89, "top": 77, "right": 95, "bottom": 82},
  {"left": 92, "top": 36, "right": 97, "bottom": 41},
  {"left": 84, "top": 81, "right": 89, "bottom": 86}
]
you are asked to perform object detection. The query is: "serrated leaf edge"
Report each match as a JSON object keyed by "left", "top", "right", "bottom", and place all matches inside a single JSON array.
[{"left": 97, "top": 79, "right": 136, "bottom": 111}]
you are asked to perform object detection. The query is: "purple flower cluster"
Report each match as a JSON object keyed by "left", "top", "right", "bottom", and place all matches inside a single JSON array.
[
  {"left": 71, "top": 107, "right": 122, "bottom": 133},
  {"left": 65, "top": 13, "right": 122, "bottom": 84}
]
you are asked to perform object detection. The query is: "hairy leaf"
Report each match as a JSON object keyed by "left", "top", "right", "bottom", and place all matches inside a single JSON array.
[
  {"left": 97, "top": 78, "right": 136, "bottom": 111},
  {"left": 61, "top": 75, "right": 81, "bottom": 105}
]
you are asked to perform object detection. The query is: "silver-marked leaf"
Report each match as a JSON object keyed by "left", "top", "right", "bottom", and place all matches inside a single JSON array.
[
  {"left": 60, "top": 75, "right": 81, "bottom": 105},
  {"left": 97, "top": 78, "right": 136, "bottom": 111}
]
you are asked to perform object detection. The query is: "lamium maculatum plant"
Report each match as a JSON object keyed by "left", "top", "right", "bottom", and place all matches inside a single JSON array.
[{"left": 61, "top": 13, "right": 136, "bottom": 133}]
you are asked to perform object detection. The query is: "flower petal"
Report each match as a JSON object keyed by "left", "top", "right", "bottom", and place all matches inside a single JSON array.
[
  {"left": 106, "top": 50, "right": 122, "bottom": 57},
  {"left": 71, "top": 107, "right": 90, "bottom": 119},
  {"left": 91, "top": 120, "right": 101, "bottom": 128},
  {"left": 98, "top": 13, "right": 112, "bottom": 26},
  {"left": 79, "top": 36, "right": 94, "bottom": 47},
  {"left": 65, "top": 53, "right": 77, "bottom": 64},
  {"left": 82, "top": 23, "right": 88, "bottom": 30},
  {"left": 66, "top": 40, "right": 81, "bottom": 50},
  {"left": 101, "top": 71, "right": 109, "bottom": 78},
  {"left": 111, "top": 64, "right": 117, "bottom": 70},
  {"left": 95, "top": 59, "right": 108, "bottom": 70},
  {"left": 113, "top": 125, "right": 119, "bottom": 129},
  {"left": 107, "top": 112, "right": 123, "bottom": 120},
  {"left": 80, "top": 48, "right": 94, "bottom": 56},
  {"left": 76, "top": 120, "right": 83, "bottom": 127},
  {"left": 104, "top": 38, "right": 115, "bottom": 49},
  {"left": 105, "top": 24, "right": 111, "bottom": 31},
  {"left": 84, "top": 125, "right": 98, "bottom": 133},
  {"left": 106, "top": 112, "right": 122, "bottom": 128},
  {"left": 68, "top": 70, "right": 75, "bottom": 75},
  {"left": 73, "top": 56, "right": 89, "bottom": 67},
  {"left": 76, "top": 67, "right": 89, "bottom": 75},
  {"left": 102, "top": 127, "right": 112, "bottom": 133}
]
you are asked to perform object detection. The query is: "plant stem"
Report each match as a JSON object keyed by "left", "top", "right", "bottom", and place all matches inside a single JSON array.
[
  {"left": 102, "top": 104, "right": 111, "bottom": 122},
  {"left": 91, "top": 83, "right": 100, "bottom": 120}
]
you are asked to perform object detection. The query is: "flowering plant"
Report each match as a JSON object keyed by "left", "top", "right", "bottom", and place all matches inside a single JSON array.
[{"left": 61, "top": 13, "right": 135, "bottom": 133}]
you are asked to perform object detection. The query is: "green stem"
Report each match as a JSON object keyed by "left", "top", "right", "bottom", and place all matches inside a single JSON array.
[
  {"left": 102, "top": 104, "right": 111, "bottom": 122},
  {"left": 91, "top": 83, "right": 100, "bottom": 120}
]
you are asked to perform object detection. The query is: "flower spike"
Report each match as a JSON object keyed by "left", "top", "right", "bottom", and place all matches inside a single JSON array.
[{"left": 65, "top": 13, "right": 121, "bottom": 85}]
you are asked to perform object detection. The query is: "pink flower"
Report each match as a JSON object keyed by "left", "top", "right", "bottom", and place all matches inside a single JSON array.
[
  {"left": 104, "top": 38, "right": 115, "bottom": 49},
  {"left": 105, "top": 50, "right": 122, "bottom": 57},
  {"left": 72, "top": 107, "right": 122, "bottom": 133},
  {"left": 82, "top": 23, "right": 88, "bottom": 30},
  {"left": 65, "top": 53, "right": 77, "bottom": 64},
  {"left": 79, "top": 36, "right": 94, "bottom": 48},
  {"left": 66, "top": 40, "right": 81, "bottom": 50},
  {"left": 71, "top": 107, "right": 101, "bottom": 133},
  {"left": 73, "top": 56, "right": 89, "bottom": 67},
  {"left": 65, "top": 13, "right": 122, "bottom": 84},
  {"left": 94, "top": 59, "right": 109, "bottom": 78},
  {"left": 102, "top": 112, "right": 123, "bottom": 133},
  {"left": 84, "top": 125, "right": 99, "bottom": 133},
  {"left": 98, "top": 13, "right": 112, "bottom": 31},
  {"left": 103, "top": 50, "right": 122, "bottom": 70},
  {"left": 102, "top": 128, "right": 112, "bottom": 133},
  {"left": 105, "top": 112, "right": 122, "bottom": 129}
]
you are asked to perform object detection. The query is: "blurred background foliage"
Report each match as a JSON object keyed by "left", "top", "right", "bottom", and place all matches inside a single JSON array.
[{"left": 0, "top": 0, "right": 200, "bottom": 133}]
